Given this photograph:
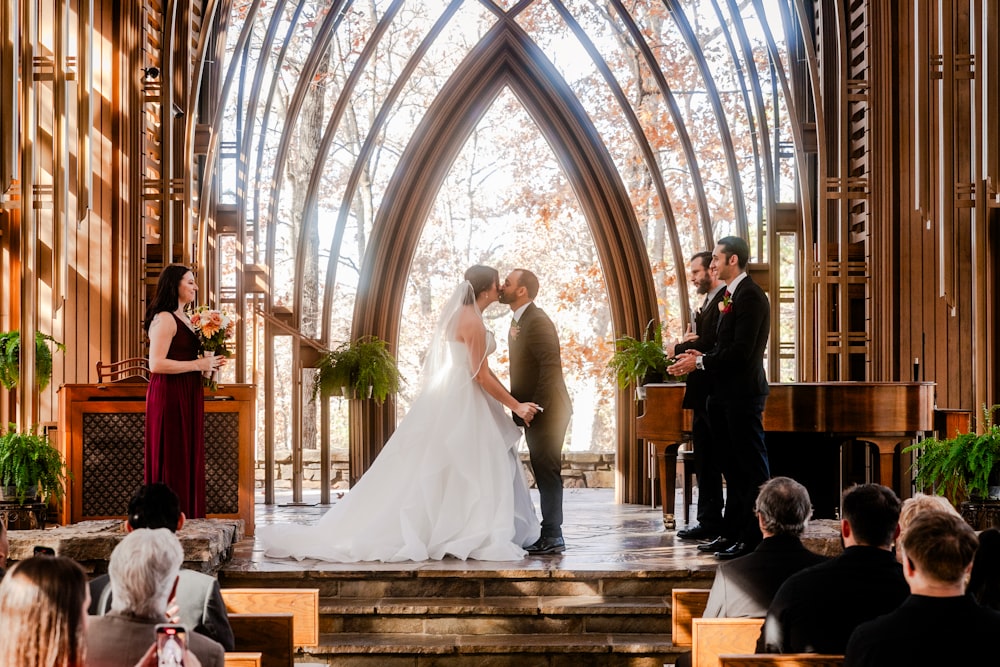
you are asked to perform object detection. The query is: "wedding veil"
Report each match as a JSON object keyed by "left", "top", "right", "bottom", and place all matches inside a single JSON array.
[{"left": 420, "top": 280, "right": 488, "bottom": 392}]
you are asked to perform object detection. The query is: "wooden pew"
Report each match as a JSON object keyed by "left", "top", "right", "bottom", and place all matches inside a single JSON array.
[
  {"left": 718, "top": 655, "right": 845, "bottom": 667},
  {"left": 221, "top": 588, "right": 320, "bottom": 647},
  {"left": 672, "top": 588, "right": 711, "bottom": 647},
  {"left": 223, "top": 652, "right": 263, "bottom": 667},
  {"left": 691, "top": 617, "right": 765, "bottom": 667},
  {"left": 227, "top": 614, "right": 293, "bottom": 667}
]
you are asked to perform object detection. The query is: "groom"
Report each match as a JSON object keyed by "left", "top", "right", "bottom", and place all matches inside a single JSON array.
[{"left": 500, "top": 269, "right": 572, "bottom": 554}]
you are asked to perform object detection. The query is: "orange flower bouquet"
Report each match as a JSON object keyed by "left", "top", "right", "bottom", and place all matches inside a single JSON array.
[{"left": 190, "top": 306, "right": 235, "bottom": 388}]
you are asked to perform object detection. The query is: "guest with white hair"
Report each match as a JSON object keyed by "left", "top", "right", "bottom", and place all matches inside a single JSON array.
[{"left": 85, "top": 528, "right": 224, "bottom": 667}]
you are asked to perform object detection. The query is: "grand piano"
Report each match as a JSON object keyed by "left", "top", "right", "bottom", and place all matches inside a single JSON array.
[{"left": 636, "top": 382, "right": 935, "bottom": 528}]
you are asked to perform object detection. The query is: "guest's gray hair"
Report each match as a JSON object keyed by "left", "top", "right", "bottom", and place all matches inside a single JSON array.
[
  {"left": 108, "top": 528, "right": 184, "bottom": 618},
  {"left": 754, "top": 476, "right": 813, "bottom": 536}
]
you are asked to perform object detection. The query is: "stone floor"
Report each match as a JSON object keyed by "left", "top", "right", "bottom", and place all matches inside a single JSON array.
[{"left": 227, "top": 487, "right": 843, "bottom": 575}]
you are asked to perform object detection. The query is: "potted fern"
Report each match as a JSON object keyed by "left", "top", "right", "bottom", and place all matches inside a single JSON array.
[
  {"left": 314, "top": 342, "right": 359, "bottom": 399},
  {"left": 904, "top": 403, "right": 1000, "bottom": 529},
  {"left": 607, "top": 321, "right": 678, "bottom": 399},
  {"left": 0, "top": 425, "right": 70, "bottom": 529},
  {"left": 0, "top": 331, "right": 66, "bottom": 391}
]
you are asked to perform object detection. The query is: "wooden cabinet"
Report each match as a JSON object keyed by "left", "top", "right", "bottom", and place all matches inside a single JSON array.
[{"left": 58, "top": 383, "right": 256, "bottom": 534}]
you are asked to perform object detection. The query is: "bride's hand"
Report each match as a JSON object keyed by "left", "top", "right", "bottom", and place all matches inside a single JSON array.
[{"left": 515, "top": 402, "right": 541, "bottom": 424}]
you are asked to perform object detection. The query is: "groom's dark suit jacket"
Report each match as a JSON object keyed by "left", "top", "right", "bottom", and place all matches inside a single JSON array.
[
  {"left": 702, "top": 274, "right": 769, "bottom": 399},
  {"left": 509, "top": 302, "right": 571, "bottom": 423}
]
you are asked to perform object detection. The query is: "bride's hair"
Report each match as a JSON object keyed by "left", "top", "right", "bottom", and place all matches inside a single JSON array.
[{"left": 463, "top": 265, "right": 499, "bottom": 304}]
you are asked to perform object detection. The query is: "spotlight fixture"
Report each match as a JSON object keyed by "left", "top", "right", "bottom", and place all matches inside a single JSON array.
[
  {"left": 142, "top": 66, "right": 160, "bottom": 80},
  {"left": 172, "top": 103, "right": 185, "bottom": 119}
]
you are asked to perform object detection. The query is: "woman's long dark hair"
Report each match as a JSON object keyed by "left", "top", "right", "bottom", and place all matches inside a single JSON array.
[
  {"left": 143, "top": 265, "right": 193, "bottom": 332},
  {"left": 463, "top": 265, "right": 499, "bottom": 305}
]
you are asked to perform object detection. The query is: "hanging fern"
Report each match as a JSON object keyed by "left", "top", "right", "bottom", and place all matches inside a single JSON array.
[{"left": 0, "top": 331, "right": 66, "bottom": 391}]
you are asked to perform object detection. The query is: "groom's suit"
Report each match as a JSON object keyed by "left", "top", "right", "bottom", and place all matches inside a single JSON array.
[
  {"left": 509, "top": 302, "right": 572, "bottom": 539},
  {"left": 701, "top": 274, "right": 770, "bottom": 546}
]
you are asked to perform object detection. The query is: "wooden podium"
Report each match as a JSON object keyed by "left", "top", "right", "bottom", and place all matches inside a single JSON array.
[{"left": 58, "top": 383, "right": 256, "bottom": 534}]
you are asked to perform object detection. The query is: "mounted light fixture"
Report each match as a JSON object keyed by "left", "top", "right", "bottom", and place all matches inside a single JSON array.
[
  {"left": 171, "top": 103, "right": 185, "bottom": 119},
  {"left": 142, "top": 66, "right": 160, "bottom": 80}
]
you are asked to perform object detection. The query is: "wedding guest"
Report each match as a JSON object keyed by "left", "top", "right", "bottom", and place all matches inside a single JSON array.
[
  {"left": 846, "top": 511, "right": 1000, "bottom": 665},
  {"left": 144, "top": 265, "right": 223, "bottom": 518},
  {"left": 86, "top": 528, "right": 224, "bottom": 667},
  {"left": 894, "top": 492, "right": 959, "bottom": 563},
  {"left": 0, "top": 518, "right": 8, "bottom": 578},
  {"left": 89, "top": 484, "right": 234, "bottom": 650},
  {"left": 0, "top": 555, "right": 89, "bottom": 667},
  {"left": 758, "top": 483, "right": 909, "bottom": 654},
  {"left": 968, "top": 527, "right": 1000, "bottom": 611}
]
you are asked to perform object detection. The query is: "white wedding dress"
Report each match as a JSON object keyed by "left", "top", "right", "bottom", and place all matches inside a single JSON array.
[{"left": 258, "top": 284, "right": 540, "bottom": 562}]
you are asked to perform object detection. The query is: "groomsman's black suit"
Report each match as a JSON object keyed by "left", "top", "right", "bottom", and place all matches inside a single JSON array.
[
  {"left": 674, "top": 286, "right": 727, "bottom": 531},
  {"left": 701, "top": 274, "right": 770, "bottom": 546},
  {"left": 509, "top": 302, "right": 572, "bottom": 539}
]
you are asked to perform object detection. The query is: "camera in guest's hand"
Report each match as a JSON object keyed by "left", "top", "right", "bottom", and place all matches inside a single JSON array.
[
  {"left": 155, "top": 624, "right": 187, "bottom": 666},
  {"left": 33, "top": 545, "right": 56, "bottom": 556}
]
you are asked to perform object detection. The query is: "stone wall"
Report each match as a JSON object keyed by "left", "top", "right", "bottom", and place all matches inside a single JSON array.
[{"left": 260, "top": 450, "right": 617, "bottom": 491}]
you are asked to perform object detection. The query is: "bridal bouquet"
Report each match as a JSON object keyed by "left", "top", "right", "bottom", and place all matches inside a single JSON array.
[{"left": 190, "top": 306, "right": 236, "bottom": 388}]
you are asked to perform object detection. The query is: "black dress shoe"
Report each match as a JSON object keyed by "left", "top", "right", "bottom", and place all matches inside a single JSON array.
[
  {"left": 715, "top": 542, "right": 752, "bottom": 560},
  {"left": 525, "top": 536, "right": 566, "bottom": 555},
  {"left": 676, "top": 524, "right": 721, "bottom": 541},
  {"left": 696, "top": 536, "right": 735, "bottom": 553}
]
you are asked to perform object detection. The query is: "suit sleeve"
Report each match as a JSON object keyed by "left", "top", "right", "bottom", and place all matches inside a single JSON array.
[
  {"left": 702, "top": 570, "right": 726, "bottom": 618},
  {"left": 195, "top": 579, "right": 235, "bottom": 651},
  {"left": 522, "top": 312, "right": 564, "bottom": 404}
]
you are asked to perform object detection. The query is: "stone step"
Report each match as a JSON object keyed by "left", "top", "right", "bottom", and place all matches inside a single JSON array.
[
  {"left": 300, "top": 631, "right": 684, "bottom": 667},
  {"left": 320, "top": 595, "right": 670, "bottom": 635}
]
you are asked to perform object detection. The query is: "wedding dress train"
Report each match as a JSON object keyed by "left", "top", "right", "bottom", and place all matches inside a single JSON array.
[{"left": 258, "top": 327, "right": 540, "bottom": 562}]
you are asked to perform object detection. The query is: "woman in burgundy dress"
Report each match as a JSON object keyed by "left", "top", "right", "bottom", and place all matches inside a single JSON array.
[{"left": 143, "top": 265, "right": 225, "bottom": 518}]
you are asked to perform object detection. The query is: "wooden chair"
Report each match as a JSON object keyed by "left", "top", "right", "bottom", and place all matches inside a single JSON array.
[
  {"left": 718, "top": 655, "right": 845, "bottom": 667},
  {"left": 95, "top": 357, "right": 149, "bottom": 383},
  {"left": 227, "top": 613, "right": 293, "bottom": 667},
  {"left": 223, "top": 652, "right": 263, "bottom": 667},
  {"left": 691, "top": 617, "right": 765, "bottom": 667},
  {"left": 221, "top": 587, "right": 320, "bottom": 647},
  {"left": 672, "top": 588, "right": 711, "bottom": 647}
]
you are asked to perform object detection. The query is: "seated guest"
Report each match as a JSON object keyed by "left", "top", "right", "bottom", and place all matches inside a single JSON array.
[
  {"left": 758, "top": 483, "right": 909, "bottom": 654},
  {"left": 0, "top": 555, "right": 89, "bottom": 667},
  {"left": 894, "top": 492, "right": 959, "bottom": 563},
  {"left": 702, "top": 477, "right": 828, "bottom": 618},
  {"left": 86, "top": 528, "right": 225, "bottom": 667},
  {"left": 846, "top": 512, "right": 1000, "bottom": 665},
  {"left": 89, "top": 483, "right": 234, "bottom": 650},
  {"left": 968, "top": 527, "right": 1000, "bottom": 611}
]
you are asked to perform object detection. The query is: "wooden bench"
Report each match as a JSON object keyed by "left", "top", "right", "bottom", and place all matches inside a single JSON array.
[
  {"left": 227, "top": 614, "right": 293, "bottom": 667},
  {"left": 222, "top": 588, "right": 319, "bottom": 667},
  {"left": 223, "top": 652, "right": 262, "bottom": 667},
  {"left": 692, "top": 617, "right": 765, "bottom": 667},
  {"left": 718, "top": 655, "right": 845, "bottom": 667},
  {"left": 672, "top": 588, "right": 711, "bottom": 647},
  {"left": 221, "top": 587, "right": 320, "bottom": 647}
]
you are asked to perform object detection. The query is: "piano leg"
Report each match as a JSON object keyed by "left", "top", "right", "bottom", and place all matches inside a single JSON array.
[
  {"left": 869, "top": 437, "right": 901, "bottom": 495},
  {"left": 654, "top": 441, "right": 682, "bottom": 530}
]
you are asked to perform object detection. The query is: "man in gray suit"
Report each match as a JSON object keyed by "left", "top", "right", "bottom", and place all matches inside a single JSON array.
[
  {"left": 89, "top": 484, "right": 234, "bottom": 651},
  {"left": 86, "top": 528, "right": 225, "bottom": 667},
  {"left": 501, "top": 269, "right": 572, "bottom": 554}
]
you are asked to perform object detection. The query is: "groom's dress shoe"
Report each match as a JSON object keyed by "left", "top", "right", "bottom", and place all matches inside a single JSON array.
[
  {"left": 526, "top": 536, "right": 566, "bottom": 555},
  {"left": 676, "top": 524, "right": 720, "bottom": 541},
  {"left": 715, "top": 542, "right": 752, "bottom": 560},
  {"left": 696, "top": 536, "right": 735, "bottom": 553}
]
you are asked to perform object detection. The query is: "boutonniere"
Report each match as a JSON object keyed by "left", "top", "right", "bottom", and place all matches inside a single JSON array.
[
  {"left": 718, "top": 290, "right": 733, "bottom": 314},
  {"left": 509, "top": 319, "right": 521, "bottom": 341}
]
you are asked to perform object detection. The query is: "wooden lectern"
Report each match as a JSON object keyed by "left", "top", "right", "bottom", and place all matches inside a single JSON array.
[{"left": 58, "top": 383, "right": 257, "bottom": 534}]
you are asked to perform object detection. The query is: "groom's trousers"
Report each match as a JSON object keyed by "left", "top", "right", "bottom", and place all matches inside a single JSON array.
[{"left": 525, "top": 408, "right": 571, "bottom": 539}]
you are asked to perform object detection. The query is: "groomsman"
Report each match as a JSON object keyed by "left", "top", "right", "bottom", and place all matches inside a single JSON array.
[
  {"left": 501, "top": 269, "right": 572, "bottom": 554},
  {"left": 670, "top": 251, "right": 726, "bottom": 541},
  {"left": 669, "top": 236, "right": 770, "bottom": 559}
]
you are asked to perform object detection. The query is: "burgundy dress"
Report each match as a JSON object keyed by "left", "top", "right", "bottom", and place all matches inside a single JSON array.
[{"left": 145, "top": 313, "right": 206, "bottom": 518}]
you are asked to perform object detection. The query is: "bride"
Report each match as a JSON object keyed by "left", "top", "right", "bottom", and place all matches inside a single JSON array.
[{"left": 258, "top": 265, "right": 543, "bottom": 562}]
